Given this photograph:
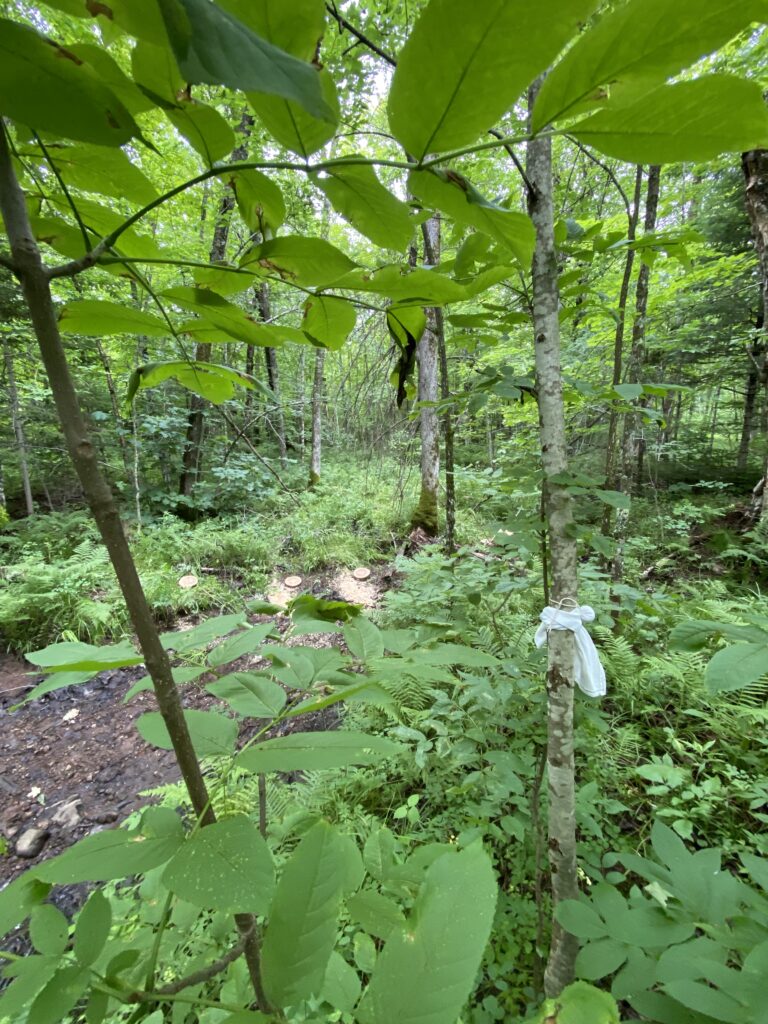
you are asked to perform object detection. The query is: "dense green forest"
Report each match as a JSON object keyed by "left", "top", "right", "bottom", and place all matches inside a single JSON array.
[{"left": 2, "top": 1, "right": 768, "bottom": 1022}]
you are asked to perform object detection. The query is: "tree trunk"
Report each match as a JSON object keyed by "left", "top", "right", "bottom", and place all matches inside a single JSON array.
[
  {"left": 420, "top": 214, "right": 455, "bottom": 550},
  {"left": 0, "top": 124, "right": 268, "bottom": 1009},
  {"left": 410, "top": 215, "right": 441, "bottom": 537},
  {"left": 613, "top": 166, "right": 662, "bottom": 581},
  {"left": 309, "top": 348, "right": 325, "bottom": 486},
  {"left": 742, "top": 149, "right": 768, "bottom": 516},
  {"left": 258, "top": 283, "right": 288, "bottom": 469},
  {"left": 95, "top": 338, "right": 132, "bottom": 480},
  {"left": 601, "top": 166, "right": 643, "bottom": 540},
  {"left": 527, "top": 79, "right": 579, "bottom": 999},
  {"left": 179, "top": 121, "right": 251, "bottom": 503},
  {"left": 3, "top": 339, "right": 34, "bottom": 516}
]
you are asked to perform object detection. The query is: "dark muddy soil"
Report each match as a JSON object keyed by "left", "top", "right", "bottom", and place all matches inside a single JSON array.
[{"left": 0, "top": 565, "right": 390, "bottom": 893}]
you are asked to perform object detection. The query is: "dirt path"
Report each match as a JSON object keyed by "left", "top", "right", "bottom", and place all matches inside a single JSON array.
[{"left": 0, "top": 566, "right": 388, "bottom": 893}]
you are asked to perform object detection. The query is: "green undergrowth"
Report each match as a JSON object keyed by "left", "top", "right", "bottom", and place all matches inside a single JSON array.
[{"left": 0, "top": 458, "right": 418, "bottom": 652}]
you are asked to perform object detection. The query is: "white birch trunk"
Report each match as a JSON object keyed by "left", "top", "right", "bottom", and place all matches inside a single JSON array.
[{"left": 309, "top": 347, "right": 325, "bottom": 486}]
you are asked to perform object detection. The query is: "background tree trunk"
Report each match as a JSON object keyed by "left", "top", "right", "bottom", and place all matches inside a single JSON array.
[
  {"left": 742, "top": 149, "right": 768, "bottom": 516},
  {"left": 3, "top": 339, "right": 34, "bottom": 516},
  {"left": 309, "top": 348, "right": 325, "bottom": 486},
  {"left": 411, "top": 215, "right": 441, "bottom": 537}
]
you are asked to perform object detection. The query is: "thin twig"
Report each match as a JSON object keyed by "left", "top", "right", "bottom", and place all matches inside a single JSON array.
[
  {"left": 566, "top": 137, "right": 630, "bottom": 216},
  {"left": 487, "top": 127, "right": 535, "bottom": 198},
  {"left": 217, "top": 408, "right": 301, "bottom": 504},
  {"left": 326, "top": 3, "right": 397, "bottom": 66},
  {"left": 33, "top": 131, "right": 92, "bottom": 253},
  {"left": 150, "top": 929, "right": 251, "bottom": 997}
]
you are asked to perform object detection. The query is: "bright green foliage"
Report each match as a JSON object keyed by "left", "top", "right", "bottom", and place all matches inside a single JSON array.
[
  {"left": 207, "top": 672, "right": 287, "bottom": 717},
  {"left": 572, "top": 77, "right": 768, "bottom": 163},
  {"left": 29, "top": 905, "right": 69, "bottom": 957},
  {"left": 73, "top": 891, "right": 112, "bottom": 967},
  {"left": 533, "top": 0, "right": 768, "bottom": 130},
  {"left": 313, "top": 165, "right": 415, "bottom": 251},
  {"left": 127, "top": 361, "right": 266, "bottom": 406},
  {"left": 237, "top": 731, "right": 402, "bottom": 772},
  {"left": 357, "top": 844, "right": 497, "bottom": 1024},
  {"left": 34, "top": 807, "right": 184, "bottom": 884},
  {"left": 242, "top": 236, "right": 358, "bottom": 287},
  {"left": 157, "top": 0, "right": 331, "bottom": 119},
  {"left": 262, "top": 822, "right": 351, "bottom": 1006},
  {"left": 409, "top": 169, "right": 535, "bottom": 267},
  {"left": 162, "top": 815, "right": 275, "bottom": 913},
  {"left": 302, "top": 295, "right": 357, "bottom": 349},
  {"left": 137, "top": 708, "right": 239, "bottom": 756},
  {"left": 0, "top": 20, "right": 140, "bottom": 146},
  {"left": 58, "top": 300, "right": 169, "bottom": 337},
  {"left": 228, "top": 169, "right": 287, "bottom": 235},
  {"left": 387, "top": 0, "right": 600, "bottom": 158}
]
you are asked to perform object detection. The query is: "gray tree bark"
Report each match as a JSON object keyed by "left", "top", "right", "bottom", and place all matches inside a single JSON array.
[{"left": 528, "top": 79, "right": 579, "bottom": 998}]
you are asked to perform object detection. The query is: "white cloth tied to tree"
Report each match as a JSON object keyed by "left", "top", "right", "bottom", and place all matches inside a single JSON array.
[{"left": 534, "top": 604, "right": 606, "bottom": 698}]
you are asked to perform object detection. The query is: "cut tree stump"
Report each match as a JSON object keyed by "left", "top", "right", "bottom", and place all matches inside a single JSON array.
[
  {"left": 352, "top": 567, "right": 371, "bottom": 581},
  {"left": 178, "top": 574, "right": 198, "bottom": 589},
  {"left": 284, "top": 575, "right": 303, "bottom": 588}
]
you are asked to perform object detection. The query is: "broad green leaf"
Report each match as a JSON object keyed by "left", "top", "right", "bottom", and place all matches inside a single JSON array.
[
  {"left": 74, "top": 891, "right": 112, "bottom": 966},
  {"left": 363, "top": 828, "right": 396, "bottom": 882},
  {"left": 347, "top": 889, "right": 406, "bottom": 941},
  {"left": 164, "top": 286, "right": 286, "bottom": 346},
  {"left": 555, "top": 900, "right": 609, "bottom": 939},
  {"left": 262, "top": 822, "right": 349, "bottom": 1006},
  {"left": 238, "top": 731, "right": 402, "bottom": 773},
  {"left": 229, "top": 169, "right": 286, "bottom": 235},
  {"left": 25, "top": 639, "right": 141, "bottom": 673},
  {"left": 705, "top": 642, "right": 768, "bottom": 694},
  {"left": 344, "top": 618, "right": 385, "bottom": 662},
  {"left": 167, "top": 100, "right": 236, "bottom": 164},
  {"left": 537, "top": 981, "right": 620, "bottom": 1024},
  {"left": 575, "top": 938, "right": 628, "bottom": 981},
  {"left": 387, "top": 0, "right": 600, "bottom": 158},
  {"left": 158, "top": 0, "right": 330, "bottom": 120},
  {"left": 59, "top": 301, "right": 168, "bottom": 338},
  {"left": 285, "top": 680, "right": 387, "bottom": 719},
  {"left": 669, "top": 619, "right": 764, "bottom": 651},
  {"left": 419, "top": 642, "right": 500, "bottom": 667},
  {"left": 662, "top": 979, "right": 745, "bottom": 1024},
  {"left": 651, "top": 820, "right": 690, "bottom": 871},
  {"left": 333, "top": 265, "right": 468, "bottom": 305},
  {"left": 218, "top": 0, "right": 326, "bottom": 58},
  {"left": 533, "top": 0, "right": 768, "bottom": 130},
  {"left": 302, "top": 296, "right": 357, "bottom": 350},
  {"left": 207, "top": 672, "right": 287, "bottom": 718},
  {"left": 207, "top": 622, "right": 277, "bottom": 667},
  {"left": 35, "top": 807, "right": 184, "bottom": 884},
  {"left": 0, "top": 956, "right": 58, "bottom": 1023},
  {"left": 161, "top": 612, "right": 247, "bottom": 653},
  {"left": 162, "top": 816, "right": 274, "bottom": 914},
  {"left": 66, "top": 43, "right": 153, "bottom": 117},
  {"left": 127, "top": 361, "right": 263, "bottom": 406},
  {"left": 0, "top": 20, "right": 140, "bottom": 146},
  {"left": 248, "top": 70, "right": 339, "bottom": 158},
  {"left": 357, "top": 845, "right": 497, "bottom": 1024},
  {"left": 39, "top": 0, "right": 167, "bottom": 42},
  {"left": 19, "top": 143, "right": 158, "bottom": 206},
  {"left": 0, "top": 874, "right": 51, "bottom": 936},
  {"left": 320, "top": 952, "right": 362, "bottom": 1014},
  {"left": 613, "top": 383, "right": 643, "bottom": 400},
  {"left": 387, "top": 305, "right": 427, "bottom": 349},
  {"left": 124, "top": 666, "right": 205, "bottom": 703},
  {"left": 137, "top": 709, "right": 238, "bottom": 757},
  {"left": 30, "top": 905, "right": 69, "bottom": 956},
  {"left": 14, "top": 670, "right": 95, "bottom": 708},
  {"left": 313, "top": 165, "right": 414, "bottom": 251},
  {"left": 571, "top": 77, "right": 768, "bottom": 164},
  {"left": 409, "top": 169, "right": 535, "bottom": 267},
  {"left": 242, "top": 236, "right": 358, "bottom": 288},
  {"left": 28, "top": 965, "right": 90, "bottom": 1024}
]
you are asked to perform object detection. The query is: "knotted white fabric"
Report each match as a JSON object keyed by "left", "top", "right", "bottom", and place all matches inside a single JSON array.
[{"left": 534, "top": 604, "right": 606, "bottom": 698}]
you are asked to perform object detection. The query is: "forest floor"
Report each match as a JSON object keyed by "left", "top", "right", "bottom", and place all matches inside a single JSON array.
[{"left": 0, "top": 564, "right": 389, "bottom": 898}]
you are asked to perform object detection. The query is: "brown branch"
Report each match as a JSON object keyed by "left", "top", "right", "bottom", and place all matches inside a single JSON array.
[
  {"left": 147, "top": 930, "right": 251, "bottom": 998},
  {"left": 217, "top": 408, "right": 301, "bottom": 505},
  {"left": 567, "top": 136, "right": 630, "bottom": 216},
  {"left": 325, "top": 3, "right": 397, "bottom": 66},
  {"left": 487, "top": 127, "right": 535, "bottom": 198}
]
